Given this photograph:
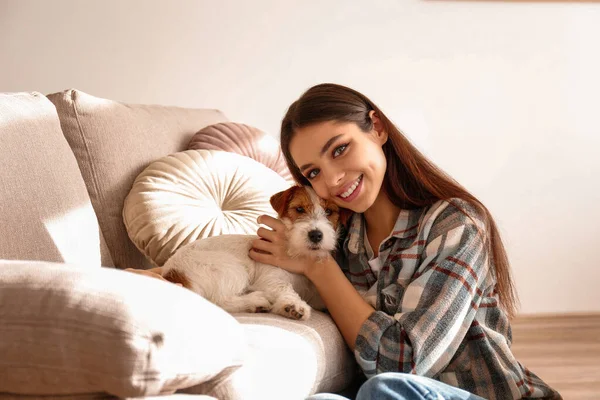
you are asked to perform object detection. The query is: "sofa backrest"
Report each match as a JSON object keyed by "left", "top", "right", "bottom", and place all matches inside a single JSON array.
[
  {"left": 47, "top": 89, "right": 228, "bottom": 269},
  {"left": 0, "top": 92, "right": 112, "bottom": 266}
]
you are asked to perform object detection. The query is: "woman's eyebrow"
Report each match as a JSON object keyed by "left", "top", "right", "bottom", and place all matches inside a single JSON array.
[
  {"left": 320, "top": 134, "right": 344, "bottom": 157},
  {"left": 299, "top": 134, "right": 344, "bottom": 172},
  {"left": 299, "top": 162, "right": 311, "bottom": 172}
]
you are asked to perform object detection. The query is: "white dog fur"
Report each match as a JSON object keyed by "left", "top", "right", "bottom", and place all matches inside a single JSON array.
[{"left": 161, "top": 185, "right": 351, "bottom": 320}]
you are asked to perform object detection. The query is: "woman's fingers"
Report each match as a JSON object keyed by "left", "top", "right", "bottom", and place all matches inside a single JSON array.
[
  {"left": 251, "top": 237, "right": 277, "bottom": 254},
  {"left": 251, "top": 215, "right": 288, "bottom": 268},
  {"left": 256, "top": 226, "right": 278, "bottom": 242},
  {"left": 258, "top": 215, "right": 286, "bottom": 232},
  {"left": 248, "top": 248, "right": 275, "bottom": 266}
]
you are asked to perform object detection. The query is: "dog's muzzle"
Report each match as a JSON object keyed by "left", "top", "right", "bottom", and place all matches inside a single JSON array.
[{"left": 308, "top": 229, "right": 323, "bottom": 244}]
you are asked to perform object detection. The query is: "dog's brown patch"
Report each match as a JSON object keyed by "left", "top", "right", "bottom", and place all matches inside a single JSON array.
[
  {"left": 269, "top": 186, "right": 353, "bottom": 230},
  {"left": 316, "top": 200, "right": 340, "bottom": 229},
  {"left": 321, "top": 200, "right": 353, "bottom": 228},
  {"left": 285, "top": 187, "right": 314, "bottom": 222},
  {"left": 270, "top": 185, "right": 301, "bottom": 217},
  {"left": 163, "top": 268, "right": 191, "bottom": 289}
]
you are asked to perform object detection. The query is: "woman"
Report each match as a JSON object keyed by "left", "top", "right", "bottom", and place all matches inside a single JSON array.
[{"left": 248, "top": 83, "right": 561, "bottom": 400}]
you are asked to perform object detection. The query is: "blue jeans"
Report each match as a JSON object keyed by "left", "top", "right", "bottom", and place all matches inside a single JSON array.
[{"left": 306, "top": 373, "right": 485, "bottom": 400}]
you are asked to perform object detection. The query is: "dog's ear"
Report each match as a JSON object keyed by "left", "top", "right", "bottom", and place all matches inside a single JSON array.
[
  {"left": 270, "top": 186, "right": 297, "bottom": 217},
  {"left": 339, "top": 207, "right": 354, "bottom": 227}
]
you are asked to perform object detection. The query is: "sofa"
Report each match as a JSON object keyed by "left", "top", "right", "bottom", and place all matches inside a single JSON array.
[{"left": 0, "top": 90, "right": 360, "bottom": 399}]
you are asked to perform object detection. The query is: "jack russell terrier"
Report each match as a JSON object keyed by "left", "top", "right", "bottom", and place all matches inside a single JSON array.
[{"left": 161, "top": 185, "right": 352, "bottom": 320}]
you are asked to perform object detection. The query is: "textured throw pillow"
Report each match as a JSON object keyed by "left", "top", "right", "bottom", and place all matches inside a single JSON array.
[
  {"left": 0, "top": 260, "right": 244, "bottom": 398},
  {"left": 123, "top": 150, "right": 291, "bottom": 267},
  {"left": 188, "top": 122, "right": 294, "bottom": 185}
]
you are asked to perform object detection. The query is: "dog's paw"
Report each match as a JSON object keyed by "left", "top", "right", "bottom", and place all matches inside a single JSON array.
[
  {"left": 272, "top": 297, "right": 311, "bottom": 320},
  {"left": 244, "top": 291, "right": 272, "bottom": 313}
]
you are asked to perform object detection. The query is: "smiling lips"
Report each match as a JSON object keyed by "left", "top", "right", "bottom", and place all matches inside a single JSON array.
[{"left": 337, "top": 175, "right": 363, "bottom": 200}]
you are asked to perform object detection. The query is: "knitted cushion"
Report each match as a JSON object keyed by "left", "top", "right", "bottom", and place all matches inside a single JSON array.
[{"left": 188, "top": 122, "right": 294, "bottom": 184}]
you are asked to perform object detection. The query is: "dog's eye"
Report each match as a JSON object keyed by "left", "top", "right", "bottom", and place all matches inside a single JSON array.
[
  {"left": 325, "top": 208, "right": 332, "bottom": 216},
  {"left": 296, "top": 207, "right": 305, "bottom": 213}
]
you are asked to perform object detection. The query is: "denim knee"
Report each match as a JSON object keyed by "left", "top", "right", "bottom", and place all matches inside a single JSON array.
[
  {"left": 356, "top": 372, "right": 485, "bottom": 400},
  {"left": 356, "top": 373, "right": 429, "bottom": 400}
]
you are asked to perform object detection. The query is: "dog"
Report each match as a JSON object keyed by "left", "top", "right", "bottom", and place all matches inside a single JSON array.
[{"left": 161, "top": 185, "right": 352, "bottom": 320}]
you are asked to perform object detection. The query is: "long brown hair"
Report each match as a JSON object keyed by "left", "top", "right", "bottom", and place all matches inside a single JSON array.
[{"left": 279, "top": 83, "right": 519, "bottom": 319}]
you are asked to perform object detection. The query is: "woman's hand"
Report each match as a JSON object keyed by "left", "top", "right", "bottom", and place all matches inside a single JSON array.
[
  {"left": 248, "top": 215, "right": 316, "bottom": 276},
  {"left": 124, "top": 267, "right": 182, "bottom": 287}
]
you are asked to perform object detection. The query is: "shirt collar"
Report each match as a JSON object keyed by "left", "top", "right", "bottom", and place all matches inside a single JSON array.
[{"left": 346, "top": 207, "right": 425, "bottom": 255}]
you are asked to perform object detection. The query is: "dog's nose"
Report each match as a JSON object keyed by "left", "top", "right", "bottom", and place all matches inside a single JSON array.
[{"left": 308, "top": 229, "right": 323, "bottom": 244}]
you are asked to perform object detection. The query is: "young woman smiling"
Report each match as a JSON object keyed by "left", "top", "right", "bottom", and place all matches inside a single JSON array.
[{"left": 248, "top": 83, "right": 560, "bottom": 400}]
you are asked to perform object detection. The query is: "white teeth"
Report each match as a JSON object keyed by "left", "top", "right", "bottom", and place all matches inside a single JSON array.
[{"left": 340, "top": 175, "right": 362, "bottom": 199}]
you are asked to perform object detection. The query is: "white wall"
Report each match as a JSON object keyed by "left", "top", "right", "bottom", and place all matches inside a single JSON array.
[{"left": 1, "top": 0, "right": 599, "bottom": 315}]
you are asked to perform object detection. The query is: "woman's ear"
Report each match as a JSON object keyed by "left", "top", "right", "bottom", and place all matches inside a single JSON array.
[{"left": 368, "top": 110, "right": 388, "bottom": 145}]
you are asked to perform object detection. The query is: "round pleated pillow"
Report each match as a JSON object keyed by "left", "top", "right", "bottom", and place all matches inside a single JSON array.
[
  {"left": 188, "top": 122, "right": 294, "bottom": 184},
  {"left": 123, "top": 149, "right": 291, "bottom": 267}
]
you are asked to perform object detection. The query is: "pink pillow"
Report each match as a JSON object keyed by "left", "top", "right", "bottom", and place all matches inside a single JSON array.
[{"left": 188, "top": 122, "right": 294, "bottom": 184}]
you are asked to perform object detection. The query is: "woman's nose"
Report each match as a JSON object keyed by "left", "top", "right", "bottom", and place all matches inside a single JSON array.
[{"left": 323, "top": 167, "right": 344, "bottom": 188}]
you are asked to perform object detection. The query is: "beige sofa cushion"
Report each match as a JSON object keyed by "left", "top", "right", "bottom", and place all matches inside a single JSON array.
[
  {"left": 47, "top": 89, "right": 228, "bottom": 270},
  {"left": 0, "top": 260, "right": 244, "bottom": 398},
  {"left": 0, "top": 92, "right": 112, "bottom": 267},
  {"left": 123, "top": 150, "right": 290, "bottom": 267},
  {"left": 188, "top": 122, "right": 294, "bottom": 184},
  {"left": 0, "top": 394, "right": 217, "bottom": 399},
  {"left": 235, "top": 312, "right": 356, "bottom": 398},
  {"left": 182, "top": 312, "right": 357, "bottom": 400}
]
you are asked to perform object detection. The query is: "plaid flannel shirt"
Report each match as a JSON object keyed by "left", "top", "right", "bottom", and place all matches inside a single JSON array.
[{"left": 336, "top": 198, "right": 561, "bottom": 400}]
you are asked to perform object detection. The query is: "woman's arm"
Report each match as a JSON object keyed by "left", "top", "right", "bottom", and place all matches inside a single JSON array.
[
  {"left": 250, "top": 209, "right": 495, "bottom": 379},
  {"left": 248, "top": 215, "right": 374, "bottom": 348},
  {"left": 305, "top": 256, "right": 375, "bottom": 350}
]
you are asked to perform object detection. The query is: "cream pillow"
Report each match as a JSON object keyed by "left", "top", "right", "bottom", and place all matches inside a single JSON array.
[
  {"left": 0, "top": 260, "right": 244, "bottom": 398},
  {"left": 123, "top": 149, "right": 291, "bottom": 267}
]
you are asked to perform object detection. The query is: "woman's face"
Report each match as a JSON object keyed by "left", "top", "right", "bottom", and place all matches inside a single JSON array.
[{"left": 289, "top": 117, "right": 388, "bottom": 213}]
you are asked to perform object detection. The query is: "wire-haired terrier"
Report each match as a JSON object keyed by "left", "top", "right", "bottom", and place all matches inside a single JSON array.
[{"left": 162, "top": 185, "right": 351, "bottom": 320}]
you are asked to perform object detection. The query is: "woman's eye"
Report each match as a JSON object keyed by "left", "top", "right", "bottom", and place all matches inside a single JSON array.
[
  {"left": 325, "top": 208, "right": 332, "bottom": 216},
  {"left": 296, "top": 207, "right": 305, "bottom": 213},
  {"left": 307, "top": 169, "right": 319, "bottom": 179},
  {"left": 332, "top": 144, "right": 347, "bottom": 158}
]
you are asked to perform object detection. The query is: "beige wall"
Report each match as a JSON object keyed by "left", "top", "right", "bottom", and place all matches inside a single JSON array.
[{"left": 1, "top": 0, "right": 599, "bottom": 315}]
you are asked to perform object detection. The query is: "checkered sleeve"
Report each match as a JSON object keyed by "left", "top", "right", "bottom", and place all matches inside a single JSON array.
[{"left": 354, "top": 213, "right": 493, "bottom": 378}]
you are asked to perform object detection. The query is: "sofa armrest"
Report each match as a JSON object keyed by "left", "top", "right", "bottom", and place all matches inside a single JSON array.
[{"left": 0, "top": 260, "right": 244, "bottom": 398}]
